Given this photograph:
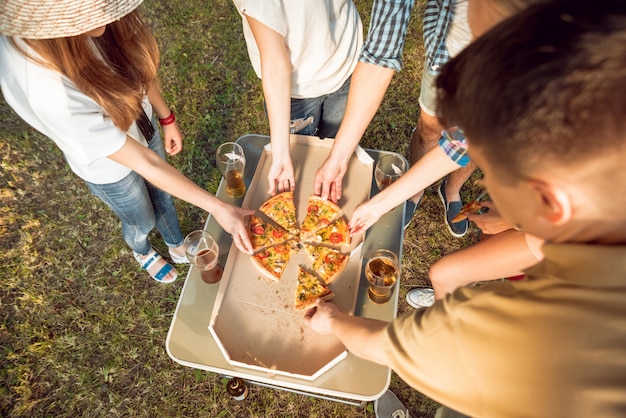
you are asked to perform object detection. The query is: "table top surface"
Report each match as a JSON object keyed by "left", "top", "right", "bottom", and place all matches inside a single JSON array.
[{"left": 166, "top": 134, "right": 407, "bottom": 401}]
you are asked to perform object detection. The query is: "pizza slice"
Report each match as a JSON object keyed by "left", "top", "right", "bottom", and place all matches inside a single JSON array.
[
  {"left": 250, "top": 240, "right": 298, "bottom": 281},
  {"left": 259, "top": 191, "right": 299, "bottom": 235},
  {"left": 305, "top": 216, "right": 350, "bottom": 247},
  {"left": 304, "top": 244, "right": 350, "bottom": 285},
  {"left": 295, "top": 265, "right": 334, "bottom": 311},
  {"left": 452, "top": 200, "right": 483, "bottom": 223},
  {"left": 299, "top": 195, "right": 342, "bottom": 239},
  {"left": 249, "top": 214, "right": 294, "bottom": 252}
]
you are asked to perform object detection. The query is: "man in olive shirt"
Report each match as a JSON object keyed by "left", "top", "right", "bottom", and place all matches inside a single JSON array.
[{"left": 305, "top": 1, "right": 626, "bottom": 416}]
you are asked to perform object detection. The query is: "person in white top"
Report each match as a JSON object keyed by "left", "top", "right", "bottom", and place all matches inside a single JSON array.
[
  {"left": 231, "top": 0, "right": 363, "bottom": 195},
  {"left": 0, "top": 0, "right": 254, "bottom": 283}
]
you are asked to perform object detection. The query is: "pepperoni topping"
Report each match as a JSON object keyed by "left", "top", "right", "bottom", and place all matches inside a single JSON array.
[
  {"left": 252, "top": 225, "right": 265, "bottom": 235},
  {"left": 272, "top": 229, "right": 284, "bottom": 238}
]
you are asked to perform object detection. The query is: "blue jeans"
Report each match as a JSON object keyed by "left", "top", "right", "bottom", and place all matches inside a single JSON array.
[
  {"left": 87, "top": 123, "right": 184, "bottom": 256},
  {"left": 289, "top": 76, "right": 351, "bottom": 138}
]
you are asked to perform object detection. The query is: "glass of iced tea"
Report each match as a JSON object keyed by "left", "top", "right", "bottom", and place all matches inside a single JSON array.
[
  {"left": 183, "top": 230, "right": 223, "bottom": 284},
  {"left": 216, "top": 142, "right": 246, "bottom": 198},
  {"left": 374, "top": 154, "right": 407, "bottom": 191},
  {"left": 365, "top": 249, "right": 400, "bottom": 304}
]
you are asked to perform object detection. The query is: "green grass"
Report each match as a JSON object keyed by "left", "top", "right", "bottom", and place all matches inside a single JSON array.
[{"left": 0, "top": 0, "right": 482, "bottom": 416}]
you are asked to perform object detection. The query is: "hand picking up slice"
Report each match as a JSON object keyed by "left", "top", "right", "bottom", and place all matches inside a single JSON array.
[
  {"left": 259, "top": 191, "right": 299, "bottom": 235},
  {"left": 249, "top": 214, "right": 294, "bottom": 252},
  {"left": 300, "top": 195, "right": 342, "bottom": 239},
  {"left": 452, "top": 200, "right": 483, "bottom": 223},
  {"left": 305, "top": 216, "right": 350, "bottom": 247},
  {"left": 251, "top": 240, "right": 298, "bottom": 281},
  {"left": 295, "top": 265, "right": 334, "bottom": 311},
  {"left": 304, "top": 244, "right": 350, "bottom": 285}
]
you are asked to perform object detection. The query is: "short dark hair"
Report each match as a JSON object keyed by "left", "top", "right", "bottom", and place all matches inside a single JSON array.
[{"left": 437, "top": 0, "right": 626, "bottom": 179}]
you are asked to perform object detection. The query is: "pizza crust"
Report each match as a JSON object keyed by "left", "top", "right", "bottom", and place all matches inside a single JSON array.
[
  {"left": 452, "top": 200, "right": 483, "bottom": 223},
  {"left": 250, "top": 254, "right": 282, "bottom": 282}
]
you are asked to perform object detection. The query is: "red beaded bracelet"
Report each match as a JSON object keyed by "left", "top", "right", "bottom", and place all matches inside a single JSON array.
[{"left": 159, "top": 111, "right": 176, "bottom": 126}]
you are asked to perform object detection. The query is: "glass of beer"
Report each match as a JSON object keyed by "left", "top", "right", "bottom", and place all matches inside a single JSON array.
[
  {"left": 216, "top": 142, "right": 246, "bottom": 198},
  {"left": 184, "top": 230, "right": 223, "bottom": 284},
  {"left": 365, "top": 249, "right": 400, "bottom": 304},
  {"left": 374, "top": 154, "right": 407, "bottom": 191}
]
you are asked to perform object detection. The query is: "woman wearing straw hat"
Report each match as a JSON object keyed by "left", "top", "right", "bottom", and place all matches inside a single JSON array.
[{"left": 0, "top": 0, "right": 254, "bottom": 283}]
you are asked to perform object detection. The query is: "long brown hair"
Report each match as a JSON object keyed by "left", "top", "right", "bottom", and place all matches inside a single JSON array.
[{"left": 13, "top": 10, "right": 159, "bottom": 131}]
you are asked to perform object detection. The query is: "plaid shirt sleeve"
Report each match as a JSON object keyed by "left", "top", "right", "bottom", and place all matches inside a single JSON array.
[
  {"left": 359, "top": 0, "right": 415, "bottom": 71},
  {"left": 438, "top": 127, "right": 469, "bottom": 167},
  {"left": 423, "top": 0, "right": 454, "bottom": 73}
]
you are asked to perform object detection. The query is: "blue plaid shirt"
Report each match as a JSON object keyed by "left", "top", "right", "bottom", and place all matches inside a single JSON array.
[
  {"left": 439, "top": 127, "right": 469, "bottom": 167},
  {"left": 422, "top": 1, "right": 469, "bottom": 166},
  {"left": 359, "top": 0, "right": 415, "bottom": 71},
  {"left": 423, "top": 0, "right": 454, "bottom": 73}
]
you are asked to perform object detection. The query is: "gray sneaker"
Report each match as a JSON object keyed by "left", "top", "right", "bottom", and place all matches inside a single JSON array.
[
  {"left": 406, "top": 288, "right": 435, "bottom": 309},
  {"left": 375, "top": 390, "right": 410, "bottom": 418}
]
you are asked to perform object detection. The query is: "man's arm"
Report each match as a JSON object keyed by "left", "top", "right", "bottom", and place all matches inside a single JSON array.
[
  {"left": 304, "top": 299, "right": 392, "bottom": 365},
  {"left": 314, "top": 0, "right": 415, "bottom": 202},
  {"left": 314, "top": 62, "right": 395, "bottom": 201}
]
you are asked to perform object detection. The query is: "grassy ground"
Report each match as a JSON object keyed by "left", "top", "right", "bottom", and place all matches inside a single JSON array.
[{"left": 0, "top": 0, "right": 482, "bottom": 416}]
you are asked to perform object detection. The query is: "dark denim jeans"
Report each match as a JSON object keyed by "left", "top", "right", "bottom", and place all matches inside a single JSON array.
[
  {"left": 289, "top": 76, "right": 351, "bottom": 138},
  {"left": 86, "top": 121, "right": 184, "bottom": 255}
]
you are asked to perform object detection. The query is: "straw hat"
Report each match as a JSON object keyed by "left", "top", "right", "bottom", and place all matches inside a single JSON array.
[{"left": 0, "top": 0, "right": 144, "bottom": 39}]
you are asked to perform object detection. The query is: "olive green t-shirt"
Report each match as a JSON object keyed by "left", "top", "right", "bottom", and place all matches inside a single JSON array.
[{"left": 385, "top": 243, "right": 626, "bottom": 417}]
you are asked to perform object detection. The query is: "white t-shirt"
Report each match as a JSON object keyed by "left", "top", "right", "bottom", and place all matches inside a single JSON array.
[
  {"left": 232, "top": 0, "right": 363, "bottom": 98},
  {"left": 446, "top": 0, "right": 471, "bottom": 58},
  {"left": 0, "top": 36, "right": 150, "bottom": 184}
]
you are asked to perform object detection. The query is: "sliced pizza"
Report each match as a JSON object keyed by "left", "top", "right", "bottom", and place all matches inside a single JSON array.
[
  {"left": 295, "top": 265, "right": 334, "bottom": 311},
  {"left": 305, "top": 216, "right": 350, "bottom": 247},
  {"left": 452, "top": 200, "right": 483, "bottom": 223},
  {"left": 259, "top": 191, "right": 299, "bottom": 235},
  {"left": 300, "top": 195, "right": 342, "bottom": 239},
  {"left": 304, "top": 244, "right": 350, "bottom": 285},
  {"left": 249, "top": 214, "right": 294, "bottom": 252},
  {"left": 251, "top": 240, "right": 298, "bottom": 281}
]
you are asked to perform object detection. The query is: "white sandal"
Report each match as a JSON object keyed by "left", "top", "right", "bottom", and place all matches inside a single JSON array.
[
  {"left": 168, "top": 247, "right": 190, "bottom": 264},
  {"left": 133, "top": 248, "right": 177, "bottom": 283}
]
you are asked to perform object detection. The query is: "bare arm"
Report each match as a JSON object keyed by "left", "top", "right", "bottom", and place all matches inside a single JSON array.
[
  {"left": 314, "top": 62, "right": 395, "bottom": 201},
  {"left": 349, "top": 146, "right": 460, "bottom": 235},
  {"left": 108, "top": 137, "right": 254, "bottom": 253},
  {"left": 147, "top": 80, "right": 183, "bottom": 156},
  {"left": 304, "top": 299, "right": 391, "bottom": 365},
  {"left": 245, "top": 15, "right": 294, "bottom": 195}
]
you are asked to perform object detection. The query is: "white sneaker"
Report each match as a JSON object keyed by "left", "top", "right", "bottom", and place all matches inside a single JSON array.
[
  {"left": 374, "top": 390, "right": 410, "bottom": 418},
  {"left": 406, "top": 288, "right": 435, "bottom": 309}
]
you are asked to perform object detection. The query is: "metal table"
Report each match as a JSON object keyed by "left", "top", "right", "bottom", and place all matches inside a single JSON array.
[{"left": 166, "top": 134, "right": 407, "bottom": 405}]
